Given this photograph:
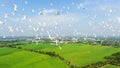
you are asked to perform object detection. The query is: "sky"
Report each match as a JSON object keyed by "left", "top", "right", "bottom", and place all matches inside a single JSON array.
[{"left": 0, "top": 0, "right": 120, "bottom": 38}]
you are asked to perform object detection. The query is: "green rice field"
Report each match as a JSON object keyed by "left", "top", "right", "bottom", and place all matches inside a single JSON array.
[{"left": 0, "top": 43, "right": 120, "bottom": 68}]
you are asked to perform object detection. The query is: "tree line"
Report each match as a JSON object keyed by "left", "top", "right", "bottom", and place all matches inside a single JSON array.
[{"left": 82, "top": 52, "right": 120, "bottom": 68}]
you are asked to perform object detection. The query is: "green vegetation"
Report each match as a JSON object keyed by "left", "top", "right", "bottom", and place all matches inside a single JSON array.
[
  {"left": 16, "top": 43, "right": 120, "bottom": 67},
  {"left": 0, "top": 40, "right": 120, "bottom": 68},
  {"left": 0, "top": 47, "right": 68, "bottom": 68},
  {"left": 103, "top": 65, "right": 120, "bottom": 68},
  {"left": 104, "top": 52, "right": 120, "bottom": 66}
]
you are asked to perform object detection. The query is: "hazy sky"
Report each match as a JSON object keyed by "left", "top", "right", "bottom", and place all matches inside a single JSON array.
[{"left": 0, "top": 0, "right": 120, "bottom": 37}]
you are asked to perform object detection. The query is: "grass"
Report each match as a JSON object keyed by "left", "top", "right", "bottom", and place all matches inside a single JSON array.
[
  {"left": 1, "top": 43, "right": 120, "bottom": 68},
  {"left": 18, "top": 43, "right": 120, "bottom": 67},
  {"left": 0, "top": 47, "right": 69, "bottom": 68}
]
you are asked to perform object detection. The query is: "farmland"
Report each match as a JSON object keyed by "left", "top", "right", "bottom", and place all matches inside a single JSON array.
[
  {"left": 0, "top": 47, "right": 68, "bottom": 68},
  {"left": 0, "top": 41, "right": 120, "bottom": 68}
]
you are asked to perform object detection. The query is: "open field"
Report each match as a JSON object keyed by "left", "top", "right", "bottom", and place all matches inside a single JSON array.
[
  {"left": 17, "top": 43, "right": 120, "bottom": 67},
  {"left": 0, "top": 47, "right": 68, "bottom": 68},
  {"left": 0, "top": 42, "right": 120, "bottom": 68}
]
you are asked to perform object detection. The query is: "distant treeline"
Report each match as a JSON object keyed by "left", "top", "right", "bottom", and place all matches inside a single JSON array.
[{"left": 76, "top": 39, "right": 120, "bottom": 47}]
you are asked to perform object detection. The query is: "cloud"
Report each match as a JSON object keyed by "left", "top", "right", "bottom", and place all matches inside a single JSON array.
[
  {"left": 14, "top": 4, "right": 17, "bottom": 11},
  {"left": 30, "top": 15, "right": 79, "bottom": 24},
  {"left": 8, "top": 14, "right": 80, "bottom": 26},
  {"left": 116, "top": 17, "right": 120, "bottom": 22},
  {"left": 39, "top": 9, "right": 58, "bottom": 15},
  {"left": 0, "top": 20, "right": 4, "bottom": 25}
]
